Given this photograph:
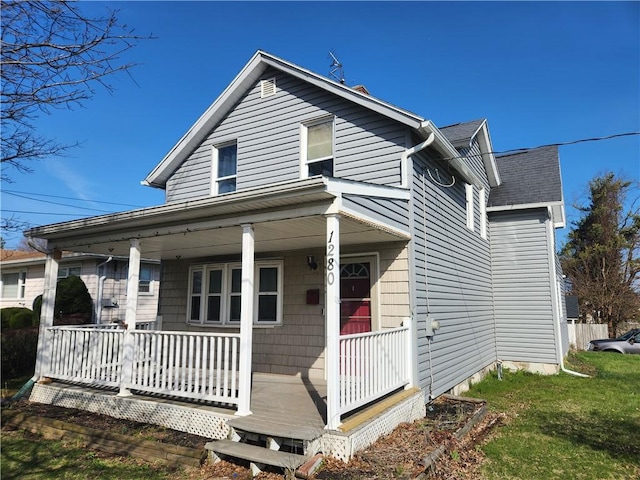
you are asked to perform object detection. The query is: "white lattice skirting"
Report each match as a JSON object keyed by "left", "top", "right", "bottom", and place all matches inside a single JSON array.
[
  {"left": 30, "top": 383, "right": 233, "bottom": 440},
  {"left": 316, "top": 389, "right": 426, "bottom": 462}
]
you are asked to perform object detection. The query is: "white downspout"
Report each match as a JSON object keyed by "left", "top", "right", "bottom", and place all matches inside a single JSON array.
[
  {"left": 401, "top": 132, "right": 435, "bottom": 188},
  {"left": 96, "top": 256, "right": 113, "bottom": 324},
  {"left": 546, "top": 207, "right": 589, "bottom": 378}
]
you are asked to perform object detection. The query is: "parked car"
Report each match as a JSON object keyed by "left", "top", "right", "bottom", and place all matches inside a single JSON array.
[{"left": 587, "top": 328, "right": 640, "bottom": 354}]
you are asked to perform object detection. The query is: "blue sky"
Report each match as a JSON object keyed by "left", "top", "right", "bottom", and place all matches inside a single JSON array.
[{"left": 2, "top": 1, "right": 638, "bottom": 249}]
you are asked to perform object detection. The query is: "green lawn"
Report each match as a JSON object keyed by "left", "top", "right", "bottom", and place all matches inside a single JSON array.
[
  {"left": 0, "top": 429, "right": 191, "bottom": 480},
  {"left": 466, "top": 352, "right": 640, "bottom": 480}
]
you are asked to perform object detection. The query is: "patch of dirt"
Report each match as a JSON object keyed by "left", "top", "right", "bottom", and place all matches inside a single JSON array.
[
  {"left": 315, "top": 397, "right": 505, "bottom": 480},
  {"left": 3, "top": 399, "right": 209, "bottom": 449},
  {"left": 2, "top": 396, "right": 506, "bottom": 479}
]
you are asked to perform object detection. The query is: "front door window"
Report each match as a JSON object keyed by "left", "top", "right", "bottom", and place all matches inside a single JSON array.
[{"left": 339, "top": 262, "right": 371, "bottom": 335}]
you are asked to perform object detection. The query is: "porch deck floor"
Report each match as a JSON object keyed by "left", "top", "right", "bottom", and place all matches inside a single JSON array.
[
  {"left": 41, "top": 373, "right": 327, "bottom": 441},
  {"left": 228, "top": 373, "right": 327, "bottom": 440}
]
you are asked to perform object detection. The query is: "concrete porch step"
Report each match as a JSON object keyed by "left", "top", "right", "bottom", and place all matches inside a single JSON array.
[{"left": 205, "top": 439, "right": 307, "bottom": 474}]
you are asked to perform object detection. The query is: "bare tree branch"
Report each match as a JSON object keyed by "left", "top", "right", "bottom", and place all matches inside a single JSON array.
[{"left": 0, "top": 0, "right": 153, "bottom": 176}]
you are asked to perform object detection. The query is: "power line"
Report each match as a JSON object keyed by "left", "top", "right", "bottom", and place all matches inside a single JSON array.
[
  {"left": 493, "top": 131, "right": 640, "bottom": 157},
  {"left": 2, "top": 210, "right": 94, "bottom": 217},
  {"left": 1, "top": 189, "right": 145, "bottom": 208},
  {"left": 3, "top": 191, "right": 116, "bottom": 213}
]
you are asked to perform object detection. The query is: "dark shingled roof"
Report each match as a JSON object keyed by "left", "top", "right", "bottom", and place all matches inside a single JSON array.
[
  {"left": 488, "top": 146, "right": 563, "bottom": 207},
  {"left": 565, "top": 295, "right": 579, "bottom": 319},
  {"left": 440, "top": 119, "right": 485, "bottom": 146}
]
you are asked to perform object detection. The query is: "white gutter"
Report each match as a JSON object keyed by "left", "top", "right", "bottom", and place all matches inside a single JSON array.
[
  {"left": 96, "top": 256, "right": 113, "bottom": 324},
  {"left": 401, "top": 132, "right": 435, "bottom": 188},
  {"left": 418, "top": 121, "right": 484, "bottom": 187}
]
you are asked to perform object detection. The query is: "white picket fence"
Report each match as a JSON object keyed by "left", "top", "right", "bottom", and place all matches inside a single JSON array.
[
  {"left": 339, "top": 326, "right": 411, "bottom": 415},
  {"left": 44, "top": 325, "right": 240, "bottom": 405},
  {"left": 567, "top": 322, "right": 609, "bottom": 350}
]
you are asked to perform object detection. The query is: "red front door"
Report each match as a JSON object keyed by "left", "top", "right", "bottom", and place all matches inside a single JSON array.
[{"left": 340, "top": 262, "right": 371, "bottom": 335}]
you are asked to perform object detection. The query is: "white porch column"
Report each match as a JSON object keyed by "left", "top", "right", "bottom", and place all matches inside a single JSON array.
[
  {"left": 325, "top": 214, "right": 341, "bottom": 430},
  {"left": 237, "top": 224, "right": 255, "bottom": 416},
  {"left": 34, "top": 249, "right": 61, "bottom": 380},
  {"left": 118, "top": 238, "right": 141, "bottom": 397}
]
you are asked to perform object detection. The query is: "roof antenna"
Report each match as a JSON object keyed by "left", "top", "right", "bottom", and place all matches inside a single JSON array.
[{"left": 329, "top": 51, "right": 345, "bottom": 84}]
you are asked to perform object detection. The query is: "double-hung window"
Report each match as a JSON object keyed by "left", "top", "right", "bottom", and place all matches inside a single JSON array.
[
  {"left": 124, "top": 264, "right": 155, "bottom": 294},
  {"left": 301, "top": 117, "right": 334, "bottom": 177},
  {"left": 58, "top": 265, "right": 82, "bottom": 279},
  {"left": 1, "top": 271, "right": 26, "bottom": 299},
  {"left": 212, "top": 142, "right": 237, "bottom": 195},
  {"left": 138, "top": 266, "right": 153, "bottom": 294},
  {"left": 188, "top": 261, "right": 283, "bottom": 326}
]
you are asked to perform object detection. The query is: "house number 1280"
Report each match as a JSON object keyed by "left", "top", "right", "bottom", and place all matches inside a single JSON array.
[{"left": 327, "top": 231, "right": 335, "bottom": 286}]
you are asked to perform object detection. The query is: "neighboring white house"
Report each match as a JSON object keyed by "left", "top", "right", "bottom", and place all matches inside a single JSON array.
[
  {"left": 0, "top": 249, "right": 160, "bottom": 324},
  {"left": 21, "top": 51, "right": 570, "bottom": 463}
]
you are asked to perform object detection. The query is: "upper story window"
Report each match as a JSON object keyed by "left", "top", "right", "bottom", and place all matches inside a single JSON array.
[
  {"left": 465, "top": 183, "right": 475, "bottom": 231},
  {"left": 212, "top": 142, "right": 237, "bottom": 195},
  {"left": 1, "top": 271, "right": 26, "bottom": 299},
  {"left": 188, "top": 261, "right": 283, "bottom": 327},
  {"left": 58, "top": 265, "right": 81, "bottom": 279},
  {"left": 301, "top": 117, "right": 334, "bottom": 177},
  {"left": 479, "top": 187, "right": 487, "bottom": 239}
]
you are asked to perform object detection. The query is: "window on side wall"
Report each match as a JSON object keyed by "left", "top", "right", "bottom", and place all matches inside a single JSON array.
[
  {"left": 1, "top": 271, "right": 26, "bottom": 299},
  {"left": 301, "top": 117, "right": 334, "bottom": 177},
  {"left": 58, "top": 265, "right": 82, "bottom": 279},
  {"left": 124, "top": 264, "right": 155, "bottom": 295},
  {"left": 212, "top": 142, "right": 237, "bottom": 195},
  {"left": 465, "top": 183, "right": 475, "bottom": 231},
  {"left": 138, "top": 266, "right": 153, "bottom": 294},
  {"left": 187, "top": 261, "right": 283, "bottom": 326}
]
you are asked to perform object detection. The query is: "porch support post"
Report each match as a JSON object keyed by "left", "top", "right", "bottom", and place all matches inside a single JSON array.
[
  {"left": 325, "top": 213, "right": 341, "bottom": 430},
  {"left": 118, "top": 238, "right": 141, "bottom": 397},
  {"left": 237, "top": 224, "right": 254, "bottom": 416},
  {"left": 34, "top": 249, "right": 61, "bottom": 380}
]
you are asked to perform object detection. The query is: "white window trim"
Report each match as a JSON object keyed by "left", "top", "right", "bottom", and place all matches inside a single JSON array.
[
  {"left": 124, "top": 264, "right": 155, "bottom": 296},
  {"left": 187, "top": 260, "right": 283, "bottom": 327},
  {"left": 58, "top": 264, "right": 82, "bottom": 279},
  {"left": 299, "top": 115, "right": 335, "bottom": 178},
  {"left": 254, "top": 260, "right": 283, "bottom": 325},
  {"left": 465, "top": 183, "right": 474, "bottom": 231},
  {"left": 479, "top": 187, "right": 487, "bottom": 239},
  {"left": 138, "top": 265, "right": 154, "bottom": 296},
  {"left": 1, "top": 270, "right": 26, "bottom": 299},
  {"left": 211, "top": 141, "right": 237, "bottom": 196}
]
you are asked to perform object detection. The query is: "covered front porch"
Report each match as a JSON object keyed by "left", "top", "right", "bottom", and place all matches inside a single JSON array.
[{"left": 28, "top": 177, "right": 419, "bottom": 436}]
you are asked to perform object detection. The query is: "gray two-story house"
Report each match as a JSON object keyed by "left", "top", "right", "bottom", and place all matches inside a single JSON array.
[{"left": 25, "top": 51, "right": 569, "bottom": 464}]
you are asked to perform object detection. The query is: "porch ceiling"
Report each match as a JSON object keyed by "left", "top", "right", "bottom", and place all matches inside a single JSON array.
[
  {"left": 35, "top": 211, "right": 406, "bottom": 260},
  {"left": 25, "top": 177, "right": 410, "bottom": 260}
]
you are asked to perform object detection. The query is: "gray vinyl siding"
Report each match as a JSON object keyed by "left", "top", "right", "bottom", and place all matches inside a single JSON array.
[
  {"left": 165, "top": 68, "right": 408, "bottom": 202},
  {"left": 490, "top": 209, "right": 559, "bottom": 363},
  {"left": 458, "top": 138, "right": 489, "bottom": 187},
  {"left": 411, "top": 151, "right": 495, "bottom": 398},
  {"left": 342, "top": 195, "right": 409, "bottom": 232}
]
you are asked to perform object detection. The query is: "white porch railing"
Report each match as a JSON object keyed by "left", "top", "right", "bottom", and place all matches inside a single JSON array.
[
  {"left": 47, "top": 325, "right": 124, "bottom": 387},
  {"left": 339, "top": 326, "right": 411, "bottom": 415},
  {"left": 126, "top": 330, "right": 240, "bottom": 405},
  {"left": 44, "top": 326, "right": 240, "bottom": 405}
]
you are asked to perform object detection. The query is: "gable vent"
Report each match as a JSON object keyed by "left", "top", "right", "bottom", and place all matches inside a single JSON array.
[{"left": 260, "top": 78, "right": 276, "bottom": 98}]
